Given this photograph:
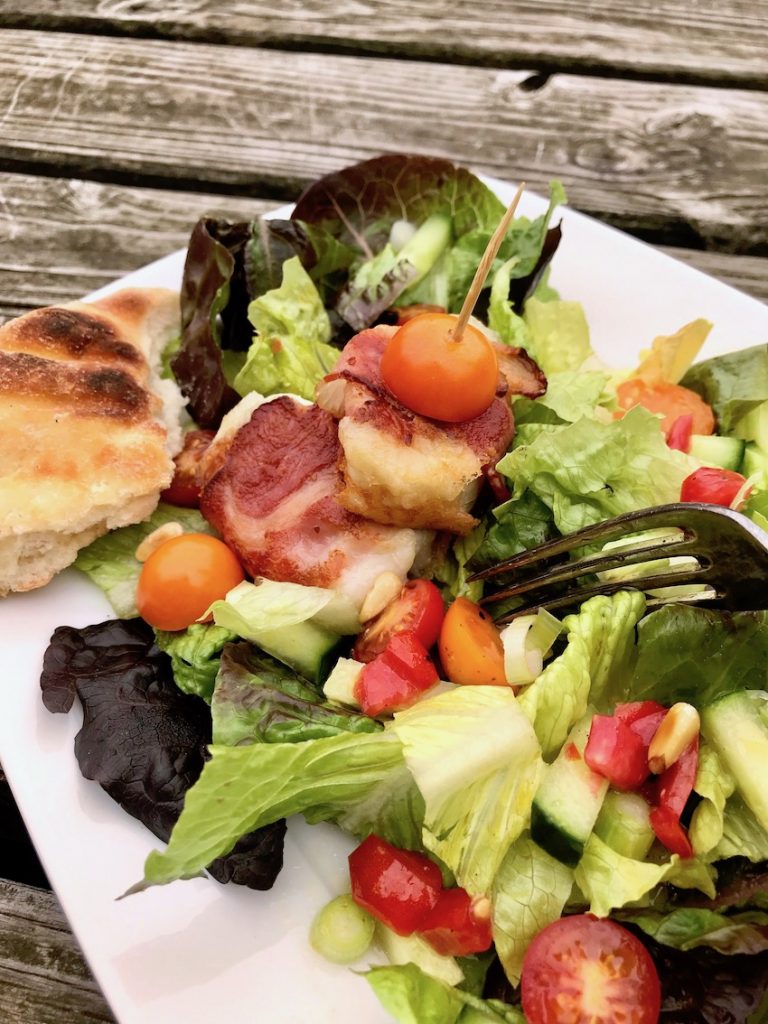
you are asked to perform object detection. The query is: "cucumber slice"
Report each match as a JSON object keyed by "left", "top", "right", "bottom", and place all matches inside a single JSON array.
[
  {"left": 733, "top": 401, "right": 768, "bottom": 450},
  {"left": 594, "top": 791, "right": 654, "bottom": 860},
  {"left": 701, "top": 691, "right": 768, "bottom": 833},
  {"left": 742, "top": 443, "right": 768, "bottom": 488},
  {"left": 323, "top": 657, "right": 363, "bottom": 707},
  {"left": 255, "top": 620, "right": 346, "bottom": 686},
  {"left": 689, "top": 434, "right": 746, "bottom": 471},
  {"left": 531, "top": 715, "right": 609, "bottom": 868}
]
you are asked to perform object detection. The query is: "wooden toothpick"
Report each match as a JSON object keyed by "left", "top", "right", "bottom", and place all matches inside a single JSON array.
[{"left": 451, "top": 182, "right": 526, "bottom": 342}]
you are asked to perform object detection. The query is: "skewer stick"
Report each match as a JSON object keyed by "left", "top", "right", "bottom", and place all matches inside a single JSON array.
[{"left": 451, "top": 182, "right": 526, "bottom": 343}]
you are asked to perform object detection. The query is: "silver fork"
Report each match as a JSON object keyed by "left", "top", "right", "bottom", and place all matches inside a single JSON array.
[{"left": 469, "top": 502, "right": 768, "bottom": 623}]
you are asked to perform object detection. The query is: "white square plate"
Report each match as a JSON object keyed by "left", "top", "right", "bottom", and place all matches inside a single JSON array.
[{"left": 1, "top": 176, "right": 767, "bottom": 1024}]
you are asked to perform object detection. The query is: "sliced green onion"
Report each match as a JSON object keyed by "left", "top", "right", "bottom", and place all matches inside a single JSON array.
[
  {"left": 395, "top": 213, "right": 452, "bottom": 286},
  {"left": 310, "top": 894, "right": 375, "bottom": 964},
  {"left": 500, "top": 608, "right": 562, "bottom": 685},
  {"left": 596, "top": 528, "right": 707, "bottom": 597}
]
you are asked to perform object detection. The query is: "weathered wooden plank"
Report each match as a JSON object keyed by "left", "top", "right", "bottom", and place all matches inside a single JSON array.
[
  {"left": 0, "top": 174, "right": 766, "bottom": 319},
  {"left": 1, "top": 0, "right": 767, "bottom": 88},
  {"left": 0, "top": 173, "right": 270, "bottom": 308},
  {"left": 0, "top": 880, "right": 114, "bottom": 1023},
  {"left": 0, "top": 33, "right": 765, "bottom": 253}
]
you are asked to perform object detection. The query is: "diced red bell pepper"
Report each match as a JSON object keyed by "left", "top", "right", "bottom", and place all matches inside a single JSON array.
[
  {"left": 615, "top": 701, "right": 668, "bottom": 745},
  {"left": 647, "top": 736, "right": 699, "bottom": 858},
  {"left": 666, "top": 413, "right": 694, "bottom": 453},
  {"left": 419, "top": 887, "right": 493, "bottom": 957},
  {"left": 584, "top": 714, "right": 651, "bottom": 791},
  {"left": 355, "top": 631, "right": 438, "bottom": 717},
  {"left": 349, "top": 835, "right": 443, "bottom": 935}
]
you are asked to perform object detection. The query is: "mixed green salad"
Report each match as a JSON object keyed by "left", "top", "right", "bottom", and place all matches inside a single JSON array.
[{"left": 40, "top": 155, "right": 768, "bottom": 1024}]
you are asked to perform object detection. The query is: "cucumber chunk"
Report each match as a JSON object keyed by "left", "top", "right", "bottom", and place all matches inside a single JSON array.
[
  {"left": 734, "top": 401, "right": 768, "bottom": 451},
  {"left": 742, "top": 443, "right": 768, "bottom": 487},
  {"left": 255, "top": 620, "right": 346, "bottom": 686},
  {"left": 323, "top": 657, "right": 364, "bottom": 707},
  {"left": 531, "top": 715, "right": 609, "bottom": 868},
  {"left": 689, "top": 434, "right": 746, "bottom": 471},
  {"left": 594, "top": 790, "right": 654, "bottom": 861},
  {"left": 701, "top": 691, "right": 768, "bottom": 833}
]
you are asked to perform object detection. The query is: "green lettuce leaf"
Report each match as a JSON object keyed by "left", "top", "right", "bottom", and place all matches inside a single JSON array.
[
  {"left": 142, "top": 729, "right": 424, "bottom": 886},
  {"left": 73, "top": 504, "right": 215, "bottom": 617},
  {"left": 470, "top": 492, "right": 557, "bottom": 574},
  {"left": 712, "top": 796, "right": 768, "bottom": 863},
  {"left": 491, "top": 834, "right": 574, "bottom": 985},
  {"left": 208, "top": 577, "right": 359, "bottom": 636},
  {"left": 512, "top": 370, "right": 611, "bottom": 428},
  {"left": 681, "top": 344, "right": 768, "bottom": 433},
  {"left": 234, "top": 256, "right": 339, "bottom": 400},
  {"left": 154, "top": 623, "right": 235, "bottom": 701},
  {"left": 690, "top": 742, "right": 736, "bottom": 858},
  {"left": 365, "top": 963, "right": 525, "bottom": 1024},
  {"left": 520, "top": 297, "right": 592, "bottom": 376},
  {"left": 497, "top": 407, "right": 693, "bottom": 535},
  {"left": 392, "top": 687, "right": 543, "bottom": 895},
  {"left": 488, "top": 258, "right": 530, "bottom": 348},
  {"left": 619, "top": 907, "right": 768, "bottom": 955},
  {"left": 518, "top": 592, "right": 646, "bottom": 757},
  {"left": 211, "top": 642, "right": 379, "bottom": 745},
  {"left": 574, "top": 834, "right": 716, "bottom": 917},
  {"left": 628, "top": 606, "right": 768, "bottom": 707}
]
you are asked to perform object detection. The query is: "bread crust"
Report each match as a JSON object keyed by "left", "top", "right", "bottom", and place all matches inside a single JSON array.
[{"left": 0, "top": 288, "right": 183, "bottom": 595}]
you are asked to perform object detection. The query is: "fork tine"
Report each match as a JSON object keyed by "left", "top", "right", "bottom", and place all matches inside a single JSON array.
[
  {"left": 478, "top": 537, "right": 697, "bottom": 601},
  {"left": 492, "top": 565, "right": 713, "bottom": 623},
  {"left": 469, "top": 505, "right": 695, "bottom": 582}
]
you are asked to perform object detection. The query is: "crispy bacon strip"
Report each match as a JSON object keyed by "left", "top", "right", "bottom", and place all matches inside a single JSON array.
[
  {"left": 316, "top": 326, "right": 546, "bottom": 534},
  {"left": 199, "top": 396, "right": 422, "bottom": 608}
]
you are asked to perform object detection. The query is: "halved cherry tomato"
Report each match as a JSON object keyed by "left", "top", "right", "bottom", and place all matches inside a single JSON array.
[
  {"left": 348, "top": 835, "right": 442, "bottom": 936},
  {"left": 680, "top": 466, "right": 750, "bottom": 506},
  {"left": 380, "top": 312, "right": 499, "bottom": 423},
  {"left": 615, "top": 701, "right": 668, "bottom": 745},
  {"left": 521, "top": 915, "right": 661, "bottom": 1024},
  {"left": 616, "top": 378, "right": 715, "bottom": 435},
  {"left": 419, "top": 887, "right": 493, "bottom": 957},
  {"left": 160, "top": 429, "right": 216, "bottom": 508},
  {"left": 584, "top": 715, "right": 651, "bottom": 791},
  {"left": 353, "top": 579, "right": 444, "bottom": 663},
  {"left": 136, "top": 533, "right": 245, "bottom": 631},
  {"left": 355, "top": 632, "right": 439, "bottom": 717},
  {"left": 666, "top": 413, "right": 693, "bottom": 453},
  {"left": 439, "top": 596, "right": 506, "bottom": 686},
  {"left": 648, "top": 736, "right": 698, "bottom": 858}
]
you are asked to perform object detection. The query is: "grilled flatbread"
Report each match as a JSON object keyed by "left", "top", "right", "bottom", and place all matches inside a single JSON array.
[{"left": 0, "top": 288, "right": 184, "bottom": 595}]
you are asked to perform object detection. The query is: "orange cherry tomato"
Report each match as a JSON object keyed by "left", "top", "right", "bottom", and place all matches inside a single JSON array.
[
  {"left": 616, "top": 378, "right": 715, "bottom": 435},
  {"left": 438, "top": 596, "right": 506, "bottom": 686},
  {"left": 380, "top": 313, "right": 498, "bottom": 423},
  {"left": 136, "top": 533, "right": 245, "bottom": 631}
]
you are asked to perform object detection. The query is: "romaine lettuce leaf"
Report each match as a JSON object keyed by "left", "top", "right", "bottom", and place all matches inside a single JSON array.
[
  {"left": 73, "top": 504, "right": 215, "bottom": 618},
  {"left": 154, "top": 623, "right": 235, "bottom": 701},
  {"left": 681, "top": 343, "right": 768, "bottom": 433},
  {"left": 365, "top": 963, "right": 525, "bottom": 1024},
  {"left": 234, "top": 256, "right": 339, "bottom": 400},
  {"left": 620, "top": 907, "right": 768, "bottom": 956},
  {"left": 211, "top": 642, "right": 379, "bottom": 745},
  {"left": 497, "top": 407, "right": 693, "bottom": 535},
  {"left": 142, "top": 730, "right": 424, "bottom": 886},
  {"left": 574, "top": 834, "right": 716, "bottom": 917},
  {"left": 628, "top": 606, "right": 768, "bottom": 708},
  {"left": 392, "top": 687, "right": 543, "bottom": 896},
  {"left": 518, "top": 592, "right": 646, "bottom": 757},
  {"left": 512, "top": 370, "right": 611, "bottom": 427},
  {"left": 690, "top": 742, "right": 736, "bottom": 858},
  {"left": 712, "top": 796, "right": 768, "bottom": 863},
  {"left": 470, "top": 492, "right": 557, "bottom": 574},
  {"left": 519, "top": 297, "right": 592, "bottom": 376},
  {"left": 491, "top": 834, "right": 573, "bottom": 985},
  {"left": 207, "top": 578, "right": 359, "bottom": 636}
]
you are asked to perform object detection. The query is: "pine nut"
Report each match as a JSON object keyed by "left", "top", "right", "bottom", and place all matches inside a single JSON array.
[
  {"left": 135, "top": 522, "right": 184, "bottom": 562},
  {"left": 471, "top": 896, "right": 492, "bottom": 921},
  {"left": 359, "top": 571, "right": 403, "bottom": 623},
  {"left": 648, "top": 702, "right": 700, "bottom": 774}
]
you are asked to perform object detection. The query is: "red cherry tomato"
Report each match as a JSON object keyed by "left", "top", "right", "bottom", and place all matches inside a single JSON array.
[
  {"left": 380, "top": 313, "right": 499, "bottom": 423},
  {"left": 666, "top": 413, "right": 693, "bottom": 453},
  {"left": 136, "top": 533, "right": 245, "bottom": 631},
  {"left": 355, "top": 632, "right": 439, "bottom": 717},
  {"left": 348, "top": 835, "right": 442, "bottom": 936},
  {"left": 680, "top": 466, "right": 750, "bottom": 507},
  {"left": 584, "top": 715, "right": 651, "bottom": 792},
  {"left": 419, "top": 887, "right": 493, "bottom": 957},
  {"left": 616, "top": 378, "right": 714, "bottom": 435},
  {"left": 521, "top": 915, "right": 661, "bottom": 1024},
  {"left": 354, "top": 579, "right": 444, "bottom": 663},
  {"left": 439, "top": 596, "right": 506, "bottom": 686},
  {"left": 648, "top": 736, "right": 699, "bottom": 858},
  {"left": 160, "top": 430, "right": 216, "bottom": 507}
]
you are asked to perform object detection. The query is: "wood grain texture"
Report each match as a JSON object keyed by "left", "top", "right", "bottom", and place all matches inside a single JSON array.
[
  {"left": 1, "top": 0, "right": 767, "bottom": 87},
  {"left": 0, "top": 880, "right": 114, "bottom": 1023},
  {"left": 0, "top": 174, "right": 766, "bottom": 317},
  {"left": 0, "top": 32, "right": 765, "bottom": 252}
]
